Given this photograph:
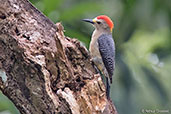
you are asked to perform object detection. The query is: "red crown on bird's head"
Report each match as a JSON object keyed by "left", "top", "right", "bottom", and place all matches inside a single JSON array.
[{"left": 96, "top": 15, "right": 114, "bottom": 32}]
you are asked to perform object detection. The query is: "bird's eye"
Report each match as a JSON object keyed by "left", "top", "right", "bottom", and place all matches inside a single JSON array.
[{"left": 97, "top": 21, "right": 101, "bottom": 24}]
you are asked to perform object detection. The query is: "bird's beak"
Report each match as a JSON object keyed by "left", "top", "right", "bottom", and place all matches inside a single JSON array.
[{"left": 82, "top": 19, "right": 94, "bottom": 24}]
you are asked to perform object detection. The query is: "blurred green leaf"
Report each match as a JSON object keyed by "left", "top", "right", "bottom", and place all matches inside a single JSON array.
[
  {"left": 64, "top": 28, "right": 90, "bottom": 47},
  {"left": 0, "top": 92, "right": 19, "bottom": 114},
  {"left": 59, "top": 2, "right": 100, "bottom": 22},
  {"left": 43, "top": 0, "right": 64, "bottom": 15}
]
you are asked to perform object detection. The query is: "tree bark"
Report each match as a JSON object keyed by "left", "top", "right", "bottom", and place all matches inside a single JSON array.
[{"left": 0, "top": 0, "right": 117, "bottom": 114}]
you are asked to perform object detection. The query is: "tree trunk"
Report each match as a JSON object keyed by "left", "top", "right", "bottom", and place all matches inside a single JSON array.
[{"left": 0, "top": 0, "right": 117, "bottom": 113}]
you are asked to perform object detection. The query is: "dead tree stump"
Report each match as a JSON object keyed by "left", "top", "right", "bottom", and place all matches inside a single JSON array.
[{"left": 0, "top": 0, "right": 117, "bottom": 113}]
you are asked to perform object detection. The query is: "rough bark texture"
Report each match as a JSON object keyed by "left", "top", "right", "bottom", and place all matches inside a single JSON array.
[{"left": 0, "top": 0, "right": 117, "bottom": 114}]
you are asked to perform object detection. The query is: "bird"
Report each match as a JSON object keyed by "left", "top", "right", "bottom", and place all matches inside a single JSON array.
[{"left": 82, "top": 15, "right": 115, "bottom": 99}]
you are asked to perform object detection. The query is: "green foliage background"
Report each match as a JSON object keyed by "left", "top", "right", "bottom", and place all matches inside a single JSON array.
[{"left": 0, "top": 0, "right": 171, "bottom": 114}]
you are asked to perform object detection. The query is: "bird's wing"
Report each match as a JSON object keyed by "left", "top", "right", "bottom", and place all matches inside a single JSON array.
[{"left": 98, "top": 34, "right": 115, "bottom": 83}]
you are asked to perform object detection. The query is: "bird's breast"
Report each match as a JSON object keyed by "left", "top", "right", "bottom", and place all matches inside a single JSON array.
[{"left": 89, "top": 39, "right": 101, "bottom": 58}]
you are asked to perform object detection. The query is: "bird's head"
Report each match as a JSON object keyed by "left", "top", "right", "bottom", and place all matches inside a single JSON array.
[{"left": 82, "top": 15, "right": 114, "bottom": 33}]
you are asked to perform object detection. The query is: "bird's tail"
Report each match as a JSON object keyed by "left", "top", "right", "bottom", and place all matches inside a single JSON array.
[
  {"left": 106, "top": 77, "right": 110, "bottom": 99},
  {"left": 110, "top": 75, "right": 112, "bottom": 84}
]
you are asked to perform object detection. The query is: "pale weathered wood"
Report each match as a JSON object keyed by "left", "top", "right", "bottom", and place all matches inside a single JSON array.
[{"left": 0, "top": 0, "right": 117, "bottom": 113}]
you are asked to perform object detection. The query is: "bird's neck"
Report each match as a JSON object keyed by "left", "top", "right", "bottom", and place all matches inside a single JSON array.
[{"left": 92, "top": 29, "right": 111, "bottom": 41}]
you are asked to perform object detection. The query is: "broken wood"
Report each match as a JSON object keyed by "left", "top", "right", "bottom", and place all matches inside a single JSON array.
[{"left": 0, "top": 0, "right": 117, "bottom": 113}]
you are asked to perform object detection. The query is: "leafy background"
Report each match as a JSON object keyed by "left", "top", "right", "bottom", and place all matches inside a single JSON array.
[{"left": 0, "top": 0, "right": 171, "bottom": 114}]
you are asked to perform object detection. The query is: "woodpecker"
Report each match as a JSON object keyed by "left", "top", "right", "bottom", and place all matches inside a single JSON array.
[{"left": 83, "top": 15, "right": 115, "bottom": 99}]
